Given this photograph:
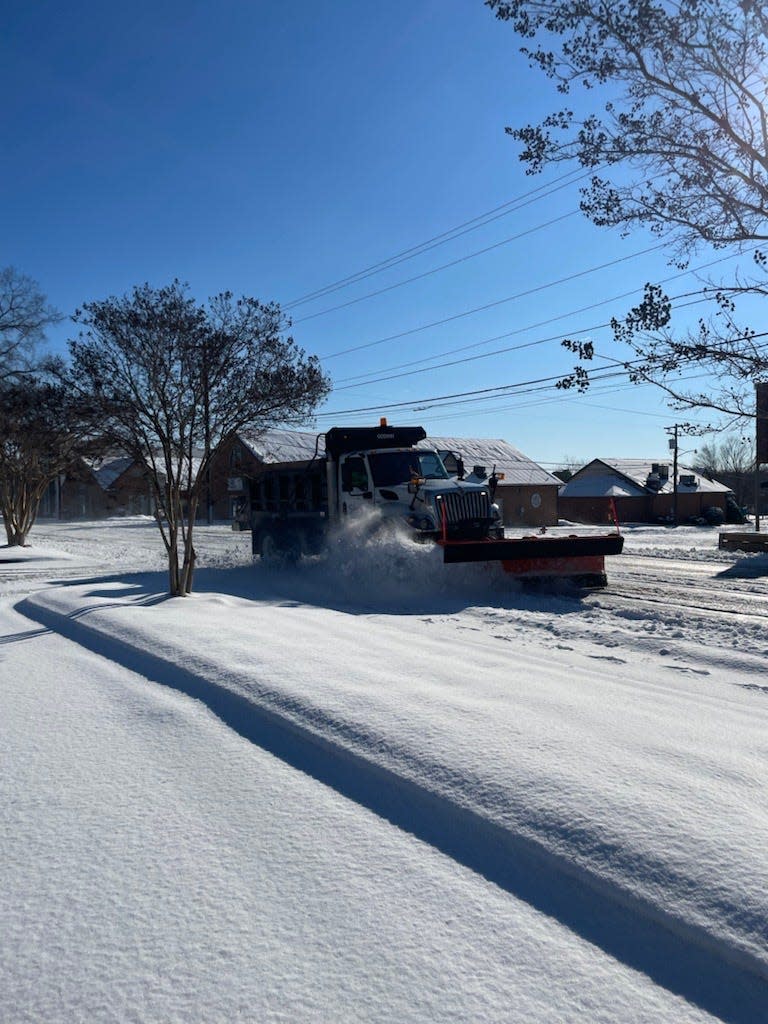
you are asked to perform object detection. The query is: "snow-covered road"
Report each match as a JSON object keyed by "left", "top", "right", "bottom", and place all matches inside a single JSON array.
[
  {"left": 2, "top": 518, "right": 768, "bottom": 1022},
  {"left": 10, "top": 599, "right": 709, "bottom": 1024}
]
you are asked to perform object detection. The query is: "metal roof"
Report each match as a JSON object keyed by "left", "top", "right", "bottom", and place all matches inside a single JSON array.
[
  {"left": 426, "top": 436, "right": 560, "bottom": 487},
  {"left": 82, "top": 453, "right": 136, "bottom": 490},
  {"left": 239, "top": 429, "right": 322, "bottom": 465},
  {"left": 561, "top": 458, "right": 731, "bottom": 496},
  {"left": 237, "top": 429, "right": 557, "bottom": 484}
]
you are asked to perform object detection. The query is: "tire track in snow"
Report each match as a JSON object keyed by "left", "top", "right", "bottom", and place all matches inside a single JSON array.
[{"left": 16, "top": 594, "right": 768, "bottom": 1024}]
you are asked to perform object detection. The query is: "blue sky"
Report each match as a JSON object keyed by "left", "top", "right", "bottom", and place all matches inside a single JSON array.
[{"left": 2, "top": 0, "right": 745, "bottom": 467}]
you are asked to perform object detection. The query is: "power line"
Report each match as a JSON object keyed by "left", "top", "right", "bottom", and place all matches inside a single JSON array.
[
  {"left": 331, "top": 294, "right": 708, "bottom": 394},
  {"left": 286, "top": 75, "right": 767, "bottom": 317},
  {"left": 314, "top": 362, "right": 636, "bottom": 420},
  {"left": 433, "top": 368, "right": 722, "bottom": 422},
  {"left": 333, "top": 290, "right": 637, "bottom": 385},
  {"left": 283, "top": 168, "right": 592, "bottom": 310},
  {"left": 311, "top": 369, "right": 717, "bottom": 437},
  {"left": 380, "top": 373, "right": 699, "bottom": 433},
  {"left": 329, "top": 246, "right": 759, "bottom": 391},
  {"left": 411, "top": 386, "right": 688, "bottom": 430},
  {"left": 314, "top": 330, "right": 768, "bottom": 422},
  {"left": 292, "top": 210, "right": 580, "bottom": 324},
  {"left": 319, "top": 241, "right": 668, "bottom": 360}
]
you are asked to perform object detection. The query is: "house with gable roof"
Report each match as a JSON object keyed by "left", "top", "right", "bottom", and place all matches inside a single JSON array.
[
  {"left": 38, "top": 452, "right": 155, "bottom": 519},
  {"left": 558, "top": 457, "right": 733, "bottom": 524}
]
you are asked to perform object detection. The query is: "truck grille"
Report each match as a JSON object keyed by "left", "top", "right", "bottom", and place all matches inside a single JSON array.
[{"left": 435, "top": 490, "right": 491, "bottom": 525}]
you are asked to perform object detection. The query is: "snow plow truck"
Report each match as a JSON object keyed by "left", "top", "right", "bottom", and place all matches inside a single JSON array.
[{"left": 240, "top": 421, "right": 623, "bottom": 588}]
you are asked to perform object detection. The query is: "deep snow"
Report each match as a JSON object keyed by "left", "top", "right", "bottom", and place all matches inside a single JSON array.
[{"left": 2, "top": 517, "right": 768, "bottom": 1023}]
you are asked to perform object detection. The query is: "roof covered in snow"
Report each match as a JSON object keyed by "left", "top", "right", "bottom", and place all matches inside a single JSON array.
[
  {"left": 237, "top": 429, "right": 557, "bottom": 484},
  {"left": 84, "top": 449, "right": 209, "bottom": 489},
  {"left": 239, "top": 429, "right": 322, "bottom": 465},
  {"left": 561, "top": 458, "right": 731, "bottom": 497},
  {"left": 83, "top": 453, "right": 136, "bottom": 490},
  {"left": 426, "top": 436, "right": 559, "bottom": 487},
  {"left": 560, "top": 473, "right": 646, "bottom": 498}
]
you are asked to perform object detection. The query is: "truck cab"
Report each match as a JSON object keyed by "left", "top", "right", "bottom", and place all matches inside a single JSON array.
[{"left": 335, "top": 445, "right": 503, "bottom": 541}]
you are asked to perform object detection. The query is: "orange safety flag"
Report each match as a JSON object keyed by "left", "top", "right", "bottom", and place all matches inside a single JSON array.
[{"left": 609, "top": 498, "right": 620, "bottom": 532}]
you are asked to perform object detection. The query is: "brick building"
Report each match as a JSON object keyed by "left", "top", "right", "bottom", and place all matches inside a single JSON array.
[
  {"left": 39, "top": 453, "right": 154, "bottom": 519},
  {"left": 558, "top": 458, "right": 732, "bottom": 525}
]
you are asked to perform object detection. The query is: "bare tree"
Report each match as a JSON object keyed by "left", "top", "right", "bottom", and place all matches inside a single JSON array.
[
  {"left": 486, "top": 0, "right": 768, "bottom": 419},
  {"left": 693, "top": 441, "right": 720, "bottom": 480},
  {"left": 692, "top": 431, "right": 754, "bottom": 505},
  {"left": 0, "top": 267, "right": 61, "bottom": 382},
  {"left": 551, "top": 454, "right": 587, "bottom": 480},
  {"left": 67, "top": 282, "right": 331, "bottom": 596},
  {"left": 0, "top": 379, "right": 100, "bottom": 546},
  {"left": 694, "top": 433, "right": 754, "bottom": 474},
  {"left": 719, "top": 433, "right": 755, "bottom": 475}
]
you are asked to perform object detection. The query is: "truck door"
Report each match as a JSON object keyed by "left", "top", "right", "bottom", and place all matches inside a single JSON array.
[{"left": 339, "top": 454, "right": 372, "bottom": 516}]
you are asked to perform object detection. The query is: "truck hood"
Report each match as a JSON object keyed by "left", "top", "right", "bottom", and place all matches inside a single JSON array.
[
  {"left": 377, "top": 478, "right": 489, "bottom": 500},
  {"left": 374, "top": 478, "right": 492, "bottom": 521}
]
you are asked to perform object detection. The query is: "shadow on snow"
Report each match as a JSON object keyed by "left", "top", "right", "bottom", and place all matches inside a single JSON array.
[{"left": 15, "top": 589, "right": 768, "bottom": 1023}]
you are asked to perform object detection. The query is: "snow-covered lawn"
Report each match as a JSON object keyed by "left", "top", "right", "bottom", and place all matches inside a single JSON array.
[{"left": 2, "top": 518, "right": 767, "bottom": 1022}]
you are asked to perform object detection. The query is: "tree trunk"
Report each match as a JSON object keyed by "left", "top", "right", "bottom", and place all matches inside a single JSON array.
[
  {"left": 166, "top": 521, "right": 182, "bottom": 596},
  {"left": 4, "top": 523, "right": 27, "bottom": 546},
  {"left": 2, "top": 517, "right": 30, "bottom": 545},
  {"left": 179, "top": 495, "right": 199, "bottom": 595},
  {"left": 1, "top": 496, "right": 33, "bottom": 547},
  {"left": 180, "top": 542, "right": 196, "bottom": 596}
]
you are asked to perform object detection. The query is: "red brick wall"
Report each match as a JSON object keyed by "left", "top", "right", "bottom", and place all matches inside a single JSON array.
[
  {"left": 559, "top": 492, "right": 727, "bottom": 525},
  {"left": 207, "top": 437, "right": 265, "bottom": 520},
  {"left": 58, "top": 462, "right": 155, "bottom": 519},
  {"left": 496, "top": 484, "right": 558, "bottom": 527}
]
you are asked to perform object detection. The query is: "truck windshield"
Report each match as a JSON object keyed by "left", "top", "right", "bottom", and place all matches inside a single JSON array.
[{"left": 368, "top": 450, "right": 449, "bottom": 486}]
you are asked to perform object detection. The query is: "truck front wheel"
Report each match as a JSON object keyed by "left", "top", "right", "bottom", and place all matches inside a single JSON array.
[
  {"left": 259, "top": 531, "right": 283, "bottom": 568},
  {"left": 259, "top": 530, "right": 302, "bottom": 567}
]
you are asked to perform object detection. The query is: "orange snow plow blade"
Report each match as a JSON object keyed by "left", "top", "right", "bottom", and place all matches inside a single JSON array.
[{"left": 439, "top": 533, "right": 624, "bottom": 588}]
